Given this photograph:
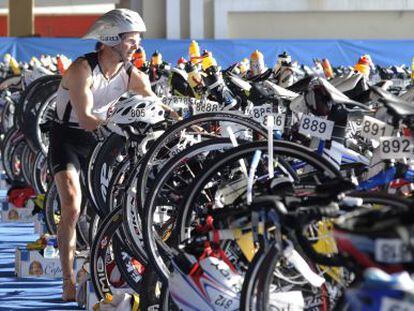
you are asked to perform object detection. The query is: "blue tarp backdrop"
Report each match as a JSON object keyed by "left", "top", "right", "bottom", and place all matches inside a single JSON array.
[{"left": 1, "top": 37, "right": 413, "bottom": 68}]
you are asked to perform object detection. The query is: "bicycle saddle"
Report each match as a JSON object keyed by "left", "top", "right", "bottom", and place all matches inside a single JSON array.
[
  {"left": 399, "top": 84, "right": 414, "bottom": 102},
  {"left": 248, "top": 68, "right": 273, "bottom": 82},
  {"left": 335, "top": 72, "right": 364, "bottom": 93},
  {"left": 262, "top": 80, "right": 298, "bottom": 100},
  {"left": 286, "top": 75, "right": 314, "bottom": 93},
  {"left": 372, "top": 86, "right": 414, "bottom": 117},
  {"left": 317, "top": 77, "right": 368, "bottom": 109},
  {"left": 329, "top": 71, "right": 354, "bottom": 87}
]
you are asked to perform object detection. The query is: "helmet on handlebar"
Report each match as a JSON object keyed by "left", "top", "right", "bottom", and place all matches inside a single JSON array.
[
  {"left": 83, "top": 9, "right": 146, "bottom": 46},
  {"left": 106, "top": 95, "right": 165, "bottom": 136}
]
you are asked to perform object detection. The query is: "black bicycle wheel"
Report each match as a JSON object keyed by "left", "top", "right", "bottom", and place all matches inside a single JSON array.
[
  {"left": 136, "top": 112, "right": 267, "bottom": 226},
  {"left": 22, "top": 79, "right": 60, "bottom": 153},
  {"left": 88, "top": 212, "right": 100, "bottom": 247},
  {"left": 9, "top": 134, "right": 26, "bottom": 182},
  {"left": 239, "top": 246, "right": 267, "bottom": 311},
  {"left": 1, "top": 127, "right": 24, "bottom": 182},
  {"left": 177, "top": 140, "right": 342, "bottom": 240},
  {"left": 32, "top": 150, "right": 49, "bottom": 194},
  {"left": 251, "top": 241, "right": 330, "bottom": 311},
  {"left": 90, "top": 205, "right": 148, "bottom": 300},
  {"left": 142, "top": 138, "right": 235, "bottom": 282},
  {"left": 20, "top": 142, "right": 36, "bottom": 186},
  {"left": 15, "top": 75, "right": 60, "bottom": 130},
  {"left": 170, "top": 141, "right": 342, "bottom": 300},
  {"left": 89, "top": 133, "right": 126, "bottom": 216},
  {"left": 121, "top": 162, "right": 150, "bottom": 264},
  {"left": 112, "top": 237, "right": 164, "bottom": 310},
  {"left": 0, "top": 94, "right": 16, "bottom": 135},
  {"left": 106, "top": 155, "right": 132, "bottom": 213},
  {"left": 33, "top": 93, "right": 57, "bottom": 155},
  {"left": 85, "top": 141, "right": 104, "bottom": 211},
  {"left": 44, "top": 180, "right": 60, "bottom": 235}
]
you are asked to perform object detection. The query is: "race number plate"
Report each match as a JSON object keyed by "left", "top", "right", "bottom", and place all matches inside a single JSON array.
[
  {"left": 379, "top": 137, "right": 414, "bottom": 159},
  {"left": 360, "top": 116, "right": 393, "bottom": 140},
  {"left": 250, "top": 104, "right": 285, "bottom": 131},
  {"left": 161, "top": 96, "right": 195, "bottom": 106},
  {"left": 263, "top": 114, "right": 285, "bottom": 132},
  {"left": 375, "top": 238, "right": 413, "bottom": 263},
  {"left": 299, "top": 115, "right": 334, "bottom": 140},
  {"left": 380, "top": 297, "right": 414, "bottom": 311},
  {"left": 192, "top": 100, "right": 220, "bottom": 114}
]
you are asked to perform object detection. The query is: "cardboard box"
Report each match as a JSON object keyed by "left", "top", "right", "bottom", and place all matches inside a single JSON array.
[
  {"left": 83, "top": 280, "right": 135, "bottom": 311},
  {"left": 33, "top": 213, "right": 47, "bottom": 235},
  {"left": 15, "top": 248, "right": 86, "bottom": 278},
  {"left": 0, "top": 171, "right": 9, "bottom": 190},
  {"left": 1, "top": 202, "right": 33, "bottom": 223}
]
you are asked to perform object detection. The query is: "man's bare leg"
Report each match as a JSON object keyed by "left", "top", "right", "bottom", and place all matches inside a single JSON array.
[{"left": 55, "top": 169, "right": 82, "bottom": 301}]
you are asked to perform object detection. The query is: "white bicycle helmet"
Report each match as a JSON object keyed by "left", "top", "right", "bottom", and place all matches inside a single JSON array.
[
  {"left": 106, "top": 95, "right": 165, "bottom": 136},
  {"left": 169, "top": 256, "right": 242, "bottom": 311},
  {"left": 83, "top": 9, "right": 146, "bottom": 46}
]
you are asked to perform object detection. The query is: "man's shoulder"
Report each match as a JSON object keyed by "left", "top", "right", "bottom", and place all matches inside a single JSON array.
[
  {"left": 130, "top": 66, "right": 149, "bottom": 79},
  {"left": 62, "top": 58, "right": 93, "bottom": 87},
  {"left": 68, "top": 58, "right": 93, "bottom": 75}
]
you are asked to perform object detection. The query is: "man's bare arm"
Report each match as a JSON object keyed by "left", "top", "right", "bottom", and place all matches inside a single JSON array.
[
  {"left": 63, "top": 59, "right": 102, "bottom": 131},
  {"left": 128, "top": 67, "right": 180, "bottom": 119},
  {"left": 128, "top": 67, "right": 156, "bottom": 96}
]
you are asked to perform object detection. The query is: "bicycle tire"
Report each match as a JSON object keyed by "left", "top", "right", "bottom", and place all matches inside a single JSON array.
[
  {"left": 170, "top": 140, "right": 342, "bottom": 297},
  {"left": 22, "top": 81, "right": 60, "bottom": 153},
  {"left": 253, "top": 241, "right": 330, "bottom": 311},
  {"left": 20, "top": 142, "right": 35, "bottom": 185},
  {"left": 136, "top": 112, "right": 267, "bottom": 224},
  {"left": 177, "top": 140, "right": 342, "bottom": 241},
  {"left": 0, "top": 95, "right": 16, "bottom": 134},
  {"left": 32, "top": 93, "right": 57, "bottom": 155},
  {"left": 90, "top": 205, "right": 147, "bottom": 300},
  {"left": 89, "top": 133, "right": 126, "bottom": 216},
  {"left": 8, "top": 134, "right": 26, "bottom": 182},
  {"left": 15, "top": 75, "right": 60, "bottom": 129},
  {"left": 142, "top": 138, "right": 235, "bottom": 282},
  {"left": 1, "top": 127, "right": 23, "bottom": 182},
  {"left": 32, "top": 150, "right": 49, "bottom": 194}
]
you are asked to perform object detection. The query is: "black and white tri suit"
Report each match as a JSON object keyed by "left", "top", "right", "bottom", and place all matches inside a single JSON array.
[{"left": 49, "top": 52, "right": 131, "bottom": 175}]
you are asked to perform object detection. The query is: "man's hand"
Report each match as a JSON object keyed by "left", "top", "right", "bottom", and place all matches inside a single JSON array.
[{"left": 94, "top": 122, "right": 112, "bottom": 140}]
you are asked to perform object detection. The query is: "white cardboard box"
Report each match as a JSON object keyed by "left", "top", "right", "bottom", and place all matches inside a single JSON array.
[
  {"left": 15, "top": 247, "right": 86, "bottom": 278},
  {"left": 1, "top": 202, "right": 33, "bottom": 222},
  {"left": 84, "top": 280, "right": 135, "bottom": 311},
  {"left": 33, "top": 213, "right": 47, "bottom": 235},
  {"left": 0, "top": 171, "right": 9, "bottom": 190}
]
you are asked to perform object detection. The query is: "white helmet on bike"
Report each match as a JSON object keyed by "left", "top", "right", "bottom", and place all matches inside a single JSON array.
[
  {"left": 106, "top": 95, "right": 165, "bottom": 136},
  {"left": 83, "top": 9, "right": 146, "bottom": 46},
  {"left": 169, "top": 256, "right": 242, "bottom": 311}
]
